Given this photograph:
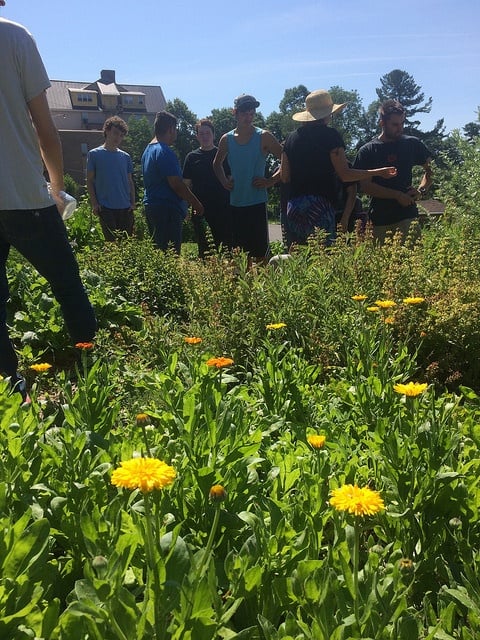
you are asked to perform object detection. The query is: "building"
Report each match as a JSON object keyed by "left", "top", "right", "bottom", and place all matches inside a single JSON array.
[{"left": 47, "top": 69, "right": 166, "bottom": 185}]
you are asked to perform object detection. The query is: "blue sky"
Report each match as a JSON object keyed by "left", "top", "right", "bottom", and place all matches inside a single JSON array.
[{"left": 3, "top": 0, "right": 479, "bottom": 133}]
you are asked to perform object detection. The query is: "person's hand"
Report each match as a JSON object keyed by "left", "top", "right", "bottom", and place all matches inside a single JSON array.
[
  {"left": 396, "top": 191, "right": 416, "bottom": 207},
  {"left": 376, "top": 166, "right": 397, "bottom": 179},
  {"left": 222, "top": 177, "right": 234, "bottom": 191},
  {"left": 193, "top": 203, "right": 204, "bottom": 217},
  {"left": 252, "top": 176, "right": 273, "bottom": 188},
  {"left": 339, "top": 214, "right": 350, "bottom": 233},
  {"left": 92, "top": 203, "right": 101, "bottom": 215}
]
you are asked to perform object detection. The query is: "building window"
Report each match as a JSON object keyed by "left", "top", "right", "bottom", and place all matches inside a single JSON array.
[
  {"left": 77, "top": 93, "right": 93, "bottom": 103},
  {"left": 123, "top": 95, "right": 134, "bottom": 105}
]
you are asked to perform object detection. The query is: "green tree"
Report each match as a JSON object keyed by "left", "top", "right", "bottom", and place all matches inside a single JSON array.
[
  {"left": 165, "top": 98, "right": 198, "bottom": 165},
  {"left": 328, "top": 86, "right": 366, "bottom": 156},
  {"left": 209, "top": 108, "right": 236, "bottom": 142},
  {"left": 463, "top": 107, "right": 480, "bottom": 142},
  {"left": 124, "top": 116, "right": 153, "bottom": 189},
  {"left": 267, "top": 85, "right": 309, "bottom": 141}
]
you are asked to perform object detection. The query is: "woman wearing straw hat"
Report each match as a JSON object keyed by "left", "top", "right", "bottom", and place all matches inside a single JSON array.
[{"left": 281, "top": 89, "right": 397, "bottom": 248}]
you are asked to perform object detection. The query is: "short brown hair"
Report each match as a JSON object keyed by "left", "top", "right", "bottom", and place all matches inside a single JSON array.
[
  {"left": 154, "top": 111, "right": 177, "bottom": 137},
  {"left": 103, "top": 115, "right": 128, "bottom": 138},
  {"left": 195, "top": 118, "right": 214, "bottom": 135},
  {"left": 379, "top": 100, "right": 405, "bottom": 123}
]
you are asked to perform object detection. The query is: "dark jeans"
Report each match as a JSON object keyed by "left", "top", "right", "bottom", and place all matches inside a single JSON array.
[
  {"left": 192, "top": 203, "right": 232, "bottom": 258},
  {"left": 98, "top": 207, "right": 134, "bottom": 241},
  {"left": 144, "top": 203, "right": 184, "bottom": 254},
  {"left": 0, "top": 206, "right": 96, "bottom": 377}
]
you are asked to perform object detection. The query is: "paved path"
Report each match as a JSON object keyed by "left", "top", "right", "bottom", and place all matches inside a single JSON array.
[{"left": 268, "top": 223, "right": 283, "bottom": 243}]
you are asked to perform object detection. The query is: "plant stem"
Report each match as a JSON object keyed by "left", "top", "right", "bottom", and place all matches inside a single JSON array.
[
  {"left": 143, "top": 493, "right": 162, "bottom": 640},
  {"left": 353, "top": 517, "right": 360, "bottom": 628}
]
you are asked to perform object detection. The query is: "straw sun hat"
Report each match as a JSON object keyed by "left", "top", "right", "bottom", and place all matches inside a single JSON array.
[{"left": 292, "top": 89, "right": 347, "bottom": 122}]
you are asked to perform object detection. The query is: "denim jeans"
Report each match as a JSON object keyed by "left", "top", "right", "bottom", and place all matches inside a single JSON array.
[{"left": 0, "top": 205, "right": 96, "bottom": 377}]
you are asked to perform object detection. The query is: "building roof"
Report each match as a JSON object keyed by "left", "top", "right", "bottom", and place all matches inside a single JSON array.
[{"left": 47, "top": 70, "right": 166, "bottom": 114}]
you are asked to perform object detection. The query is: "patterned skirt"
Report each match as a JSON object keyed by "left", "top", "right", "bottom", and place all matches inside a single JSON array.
[{"left": 286, "top": 194, "right": 336, "bottom": 245}]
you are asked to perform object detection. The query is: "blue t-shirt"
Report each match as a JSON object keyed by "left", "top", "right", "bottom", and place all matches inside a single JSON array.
[
  {"left": 87, "top": 146, "right": 133, "bottom": 209},
  {"left": 141, "top": 142, "right": 186, "bottom": 215},
  {"left": 227, "top": 127, "right": 267, "bottom": 207}
]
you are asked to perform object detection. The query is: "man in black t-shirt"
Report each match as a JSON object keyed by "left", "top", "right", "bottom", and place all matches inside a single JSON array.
[
  {"left": 183, "top": 119, "right": 231, "bottom": 257},
  {"left": 354, "top": 99, "right": 433, "bottom": 243}
]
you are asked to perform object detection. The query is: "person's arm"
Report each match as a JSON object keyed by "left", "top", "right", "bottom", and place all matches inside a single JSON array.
[
  {"left": 128, "top": 173, "right": 135, "bottom": 210},
  {"left": 213, "top": 136, "right": 234, "bottom": 190},
  {"left": 410, "top": 160, "right": 433, "bottom": 200},
  {"left": 280, "top": 151, "right": 290, "bottom": 184},
  {"left": 167, "top": 176, "right": 204, "bottom": 216},
  {"left": 28, "top": 90, "right": 65, "bottom": 208},
  {"left": 86, "top": 168, "right": 101, "bottom": 214},
  {"left": 339, "top": 183, "right": 358, "bottom": 233},
  {"left": 330, "top": 147, "right": 397, "bottom": 182},
  {"left": 253, "top": 131, "right": 283, "bottom": 188}
]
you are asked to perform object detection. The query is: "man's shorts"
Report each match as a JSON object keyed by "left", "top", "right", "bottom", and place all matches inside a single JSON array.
[{"left": 230, "top": 203, "right": 268, "bottom": 258}]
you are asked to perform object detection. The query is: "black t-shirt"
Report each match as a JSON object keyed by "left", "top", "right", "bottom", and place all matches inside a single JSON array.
[
  {"left": 183, "top": 147, "right": 229, "bottom": 209},
  {"left": 283, "top": 122, "right": 345, "bottom": 203},
  {"left": 354, "top": 135, "right": 431, "bottom": 225}
]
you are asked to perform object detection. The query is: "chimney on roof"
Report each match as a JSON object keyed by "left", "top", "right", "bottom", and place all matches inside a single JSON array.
[{"left": 100, "top": 69, "right": 116, "bottom": 84}]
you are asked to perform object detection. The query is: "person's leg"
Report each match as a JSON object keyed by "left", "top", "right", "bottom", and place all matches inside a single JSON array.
[
  {"left": 98, "top": 208, "right": 118, "bottom": 241},
  {"left": 164, "top": 206, "right": 183, "bottom": 255},
  {"left": 114, "top": 209, "right": 134, "bottom": 237},
  {"left": 373, "top": 218, "right": 416, "bottom": 245},
  {"left": 145, "top": 204, "right": 169, "bottom": 250},
  {"left": 1, "top": 207, "right": 96, "bottom": 343},
  {"left": 206, "top": 204, "right": 232, "bottom": 251},
  {"left": 0, "top": 236, "right": 18, "bottom": 377},
  {"left": 192, "top": 212, "right": 208, "bottom": 259}
]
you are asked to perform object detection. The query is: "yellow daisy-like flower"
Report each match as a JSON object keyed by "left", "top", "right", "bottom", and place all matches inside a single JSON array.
[
  {"left": 75, "top": 342, "right": 94, "bottom": 350},
  {"left": 307, "top": 434, "right": 326, "bottom": 449},
  {"left": 393, "top": 382, "right": 428, "bottom": 397},
  {"left": 384, "top": 316, "right": 395, "bottom": 324},
  {"left": 330, "top": 484, "right": 385, "bottom": 517},
  {"left": 136, "top": 413, "right": 149, "bottom": 424},
  {"left": 206, "top": 357, "right": 234, "bottom": 368},
  {"left": 111, "top": 457, "right": 176, "bottom": 493},
  {"left": 403, "top": 297, "right": 425, "bottom": 305},
  {"left": 209, "top": 484, "right": 227, "bottom": 502},
  {"left": 184, "top": 336, "right": 202, "bottom": 344},
  {"left": 367, "top": 306, "right": 380, "bottom": 312},
  {"left": 351, "top": 295, "right": 367, "bottom": 301},
  {"left": 266, "top": 323, "right": 287, "bottom": 330},
  {"left": 375, "top": 300, "right": 396, "bottom": 309},
  {"left": 29, "top": 363, "right": 52, "bottom": 372}
]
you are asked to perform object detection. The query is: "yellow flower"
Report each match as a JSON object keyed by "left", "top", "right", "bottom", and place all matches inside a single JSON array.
[
  {"left": 29, "top": 363, "right": 52, "bottom": 372},
  {"left": 393, "top": 382, "right": 428, "bottom": 397},
  {"left": 330, "top": 484, "right": 385, "bottom": 517},
  {"left": 375, "top": 300, "right": 396, "bottom": 309},
  {"left": 266, "top": 323, "right": 287, "bottom": 330},
  {"left": 206, "top": 357, "right": 234, "bottom": 368},
  {"left": 184, "top": 336, "right": 202, "bottom": 344},
  {"left": 307, "top": 434, "right": 326, "bottom": 449},
  {"left": 209, "top": 484, "right": 227, "bottom": 502},
  {"left": 136, "top": 413, "right": 149, "bottom": 424},
  {"left": 112, "top": 457, "right": 175, "bottom": 493},
  {"left": 403, "top": 297, "right": 425, "bottom": 305},
  {"left": 384, "top": 316, "right": 395, "bottom": 324},
  {"left": 351, "top": 294, "right": 367, "bottom": 301},
  {"left": 367, "top": 306, "right": 380, "bottom": 312},
  {"left": 75, "top": 341, "right": 94, "bottom": 350}
]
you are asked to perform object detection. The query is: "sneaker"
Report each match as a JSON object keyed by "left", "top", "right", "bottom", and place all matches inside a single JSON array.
[{"left": 10, "top": 375, "right": 32, "bottom": 406}]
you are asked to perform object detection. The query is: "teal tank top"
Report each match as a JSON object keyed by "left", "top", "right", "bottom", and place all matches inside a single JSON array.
[{"left": 227, "top": 127, "right": 267, "bottom": 207}]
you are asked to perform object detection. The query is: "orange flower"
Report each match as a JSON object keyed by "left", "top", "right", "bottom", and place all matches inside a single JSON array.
[
  {"left": 75, "top": 342, "right": 94, "bottom": 350},
  {"left": 184, "top": 336, "right": 202, "bottom": 344},
  {"left": 29, "top": 363, "right": 52, "bottom": 373},
  {"left": 209, "top": 484, "right": 227, "bottom": 502},
  {"left": 307, "top": 434, "right": 326, "bottom": 449},
  {"left": 351, "top": 295, "right": 367, "bottom": 301},
  {"left": 136, "top": 413, "right": 149, "bottom": 424},
  {"left": 330, "top": 484, "right": 384, "bottom": 517},
  {"left": 111, "top": 457, "right": 176, "bottom": 493},
  {"left": 375, "top": 300, "right": 396, "bottom": 309},
  {"left": 384, "top": 316, "right": 395, "bottom": 324},
  {"left": 206, "top": 357, "right": 234, "bottom": 368}
]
